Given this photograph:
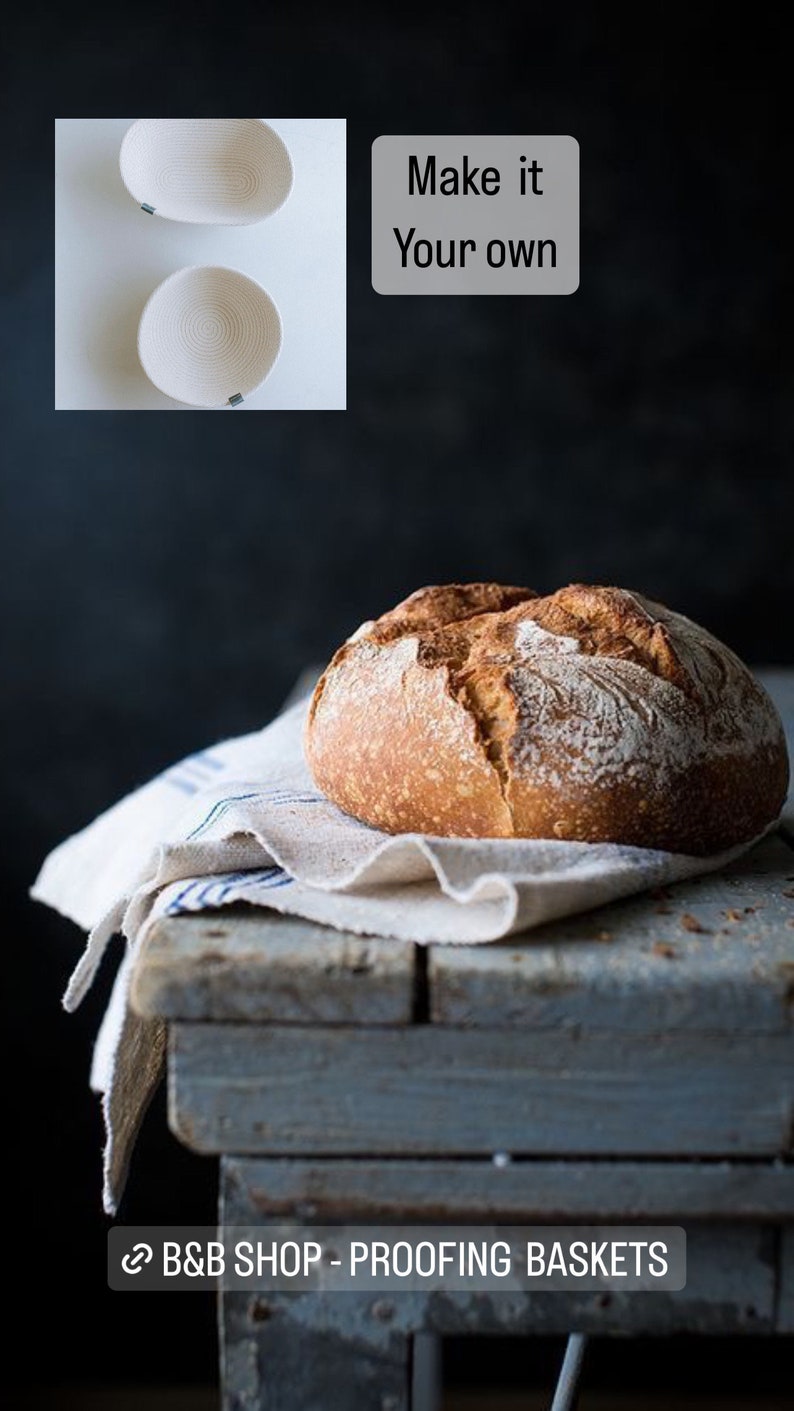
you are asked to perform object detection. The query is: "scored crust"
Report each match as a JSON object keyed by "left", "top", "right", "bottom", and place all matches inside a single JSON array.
[{"left": 305, "top": 583, "right": 789, "bottom": 854}]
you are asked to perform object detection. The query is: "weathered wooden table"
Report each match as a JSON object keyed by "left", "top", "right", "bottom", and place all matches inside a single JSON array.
[{"left": 131, "top": 672, "right": 794, "bottom": 1411}]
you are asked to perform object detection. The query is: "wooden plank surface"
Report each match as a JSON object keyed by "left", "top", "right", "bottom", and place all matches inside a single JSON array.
[
  {"left": 220, "top": 1165, "right": 781, "bottom": 1337},
  {"left": 219, "top": 1228, "right": 779, "bottom": 1340},
  {"left": 429, "top": 832, "right": 794, "bottom": 1032},
  {"left": 221, "top": 1287, "right": 411, "bottom": 1411},
  {"left": 170, "top": 1023, "right": 794, "bottom": 1158},
  {"left": 132, "top": 914, "right": 416, "bottom": 1024},
  {"left": 222, "top": 1156, "right": 794, "bottom": 1222},
  {"left": 134, "top": 831, "right": 794, "bottom": 1030}
]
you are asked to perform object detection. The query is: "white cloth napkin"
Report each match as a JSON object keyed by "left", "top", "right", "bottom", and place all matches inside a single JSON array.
[{"left": 33, "top": 695, "right": 760, "bottom": 1213}]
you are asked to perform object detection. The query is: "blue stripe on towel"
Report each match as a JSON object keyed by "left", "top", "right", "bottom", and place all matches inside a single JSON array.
[
  {"left": 186, "top": 789, "right": 326, "bottom": 840},
  {"left": 195, "top": 751, "right": 224, "bottom": 771},
  {"left": 186, "top": 793, "right": 262, "bottom": 840},
  {"left": 229, "top": 868, "right": 293, "bottom": 892},
  {"left": 165, "top": 866, "right": 293, "bottom": 915},
  {"left": 165, "top": 773, "right": 199, "bottom": 795},
  {"left": 163, "top": 749, "right": 228, "bottom": 795},
  {"left": 165, "top": 879, "right": 204, "bottom": 914}
]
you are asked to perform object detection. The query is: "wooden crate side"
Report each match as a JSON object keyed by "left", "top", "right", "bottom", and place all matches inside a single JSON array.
[
  {"left": 221, "top": 1156, "right": 794, "bottom": 1223},
  {"left": 170, "top": 1023, "right": 794, "bottom": 1159}
]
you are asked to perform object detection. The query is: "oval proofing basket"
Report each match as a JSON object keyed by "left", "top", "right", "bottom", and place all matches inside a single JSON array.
[
  {"left": 120, "top": 118, "right": 293, "bottom": 224},
  {"left": 138, "top": 266, "right": 282, "bottom": 408}
]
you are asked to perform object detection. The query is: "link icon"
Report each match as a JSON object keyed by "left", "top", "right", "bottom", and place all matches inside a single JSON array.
[{"left": 121, "top": 1242, "right": 153, "bottom": 1275}]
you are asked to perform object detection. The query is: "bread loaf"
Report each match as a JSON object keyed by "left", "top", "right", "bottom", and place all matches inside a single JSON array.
[{"left": 305, "top": 583, "right": 789, "bottom": 854}]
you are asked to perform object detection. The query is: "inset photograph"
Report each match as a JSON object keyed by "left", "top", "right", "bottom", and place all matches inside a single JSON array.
[{"left": 54, "top": 118, "right": 346, "bottom": 410}]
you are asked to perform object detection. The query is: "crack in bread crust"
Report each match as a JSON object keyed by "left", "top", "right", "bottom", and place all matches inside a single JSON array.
[
  {"left": 369, "top": 582, "right": 537, "bottom": 644},
  {"left": 453, "top": 667, "right": 519, "bottom": 826}
]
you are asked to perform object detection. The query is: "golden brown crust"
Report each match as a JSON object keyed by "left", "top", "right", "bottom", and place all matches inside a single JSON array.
[
  {"left": 305, "top": 583, "right": 789, "bottom": 854},
  {"left": 369, "top": 582, "right": 537, "bottom": 643}
]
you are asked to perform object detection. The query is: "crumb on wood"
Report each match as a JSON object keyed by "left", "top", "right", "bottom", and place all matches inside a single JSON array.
[
  {"left": 652, "top": 942, "right": 678, "bottom": 959},
  {"left": 724, "top": 908, "right": 743, "bottom": 922},
  {"left": 680, "top": 913, "right": 710, "bottom": 934}
]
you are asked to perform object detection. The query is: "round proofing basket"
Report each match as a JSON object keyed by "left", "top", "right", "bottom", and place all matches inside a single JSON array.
[
  {"left": 137, "top": 266, "right": 282, "bottom": 408},
  {"left": 120, "top": 118, "right": 293, "bottom": 225}
]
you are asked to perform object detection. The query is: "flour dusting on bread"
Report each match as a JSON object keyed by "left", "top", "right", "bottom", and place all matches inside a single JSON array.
[{"left": 306, "top": 583, "right": 789, "bottom": 853}]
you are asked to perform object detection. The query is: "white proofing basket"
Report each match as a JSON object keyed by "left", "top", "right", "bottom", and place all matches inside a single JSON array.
[
  {"left": 137, "top": 266, "right": 282, "bottom": 408},
  {"left": 119, "top": 119, "right": 293, "bottom": 225}
]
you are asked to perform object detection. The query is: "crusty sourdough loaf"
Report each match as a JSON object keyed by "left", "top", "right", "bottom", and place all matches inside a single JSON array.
[{"left": 305, "top": 583, "right": 789, "bottom": 854}]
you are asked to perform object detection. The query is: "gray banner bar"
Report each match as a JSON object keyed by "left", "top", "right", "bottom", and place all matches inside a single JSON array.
[
  {"left": 109, "top": 1225, "right": 685, "bottom": 1292},
  {"left": 372, "top": 135, "right": 579, "bottom": 295}
]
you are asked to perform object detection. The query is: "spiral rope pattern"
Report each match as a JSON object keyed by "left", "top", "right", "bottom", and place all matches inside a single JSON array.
[
  {"left": 120, "top": 119, "right": 293, "bottom": 225},
  {"left": 138, "top": 266, "right": 282, "bottom": 407}
]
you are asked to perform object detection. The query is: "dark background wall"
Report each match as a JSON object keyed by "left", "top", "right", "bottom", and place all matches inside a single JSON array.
[{"left": 3, "top": 2, "right": 791, "bottom": 1397}]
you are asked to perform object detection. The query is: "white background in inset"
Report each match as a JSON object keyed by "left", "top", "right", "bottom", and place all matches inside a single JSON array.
[{"left": 54, "top": 118, "right": 346, "bottom": 411}]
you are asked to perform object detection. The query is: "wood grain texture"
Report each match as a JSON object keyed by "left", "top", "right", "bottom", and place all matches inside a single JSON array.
[
  {"left": 170, "top": 1024, "right": 794, "bottom": 1159},
  {"left": 221, "top": 1156, "right": 794, "bottom": 1222},
  {"left": 219, "top": 1167, "right": 780, "bottom": 1339},
  {"left": 132, "top": 914, "right": 416, "bottom": 1024},
  {"left": 429, "top": 832, "right": 794, "bottom": 1032},
  {"left": 220, "top": 1156, "right": 779, "bottom": 1336},
  {"left": 219, "top": 1138, "right": 414, "bottom": 1411},
  {"left": 219, "top": 1230, "right": 777, "bottom": 1344},
  {"left": 221, "top": 1287, "right": 411, "bottom": 1411}
]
